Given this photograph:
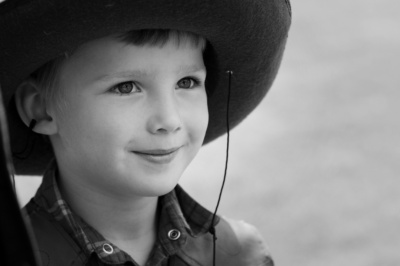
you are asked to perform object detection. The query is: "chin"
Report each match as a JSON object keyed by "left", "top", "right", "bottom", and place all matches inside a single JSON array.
[
  {"left": 141, "top": 182, "right": 178, "bottom": 197},
  {"left": 137, "top": 173, "right": 182, "bottom": 197}
]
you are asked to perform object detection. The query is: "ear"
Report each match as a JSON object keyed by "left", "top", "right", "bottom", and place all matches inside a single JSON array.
[{"left": 14, "top": 78, "right": 58, "bottom": 135}]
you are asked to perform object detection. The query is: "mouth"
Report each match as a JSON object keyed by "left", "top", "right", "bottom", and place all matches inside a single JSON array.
[{"left": 131, "top": 146, "right": 182, "bottom": 164}]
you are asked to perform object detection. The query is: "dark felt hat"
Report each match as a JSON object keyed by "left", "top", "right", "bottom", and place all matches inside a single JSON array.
[{"left": 0, "top": 0, "right": 291, "bottom": 175}]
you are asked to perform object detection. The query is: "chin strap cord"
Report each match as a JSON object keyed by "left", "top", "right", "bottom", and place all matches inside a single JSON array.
[
  {"left": 11, "top": 119, "right": 37, "bottom": 192},
  {"left": 12, "top": 119, "right": 37, "bottom": 160},
  {"left": 209, "top": 70, "right": 232, "bottom": 266}
]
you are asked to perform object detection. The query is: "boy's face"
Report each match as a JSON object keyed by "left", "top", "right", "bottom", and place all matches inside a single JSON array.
[{"left": 50, "top": 36, "right": 208, "bottom": 198}]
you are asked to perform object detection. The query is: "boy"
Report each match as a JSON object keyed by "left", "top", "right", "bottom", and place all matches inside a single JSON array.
[{"left": 0, "top": 1, "right": 291, "bottom": 265}]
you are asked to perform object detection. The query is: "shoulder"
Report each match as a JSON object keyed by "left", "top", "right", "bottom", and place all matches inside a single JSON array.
[
  {"left": 23, "top": 200, "right": 88, "bottom": 266},
  {"left": 216, "top": 217, "right": 274, "bottom": 266},
  {"left": 179, "top": 216, "right": 274, "bottom": 266}
]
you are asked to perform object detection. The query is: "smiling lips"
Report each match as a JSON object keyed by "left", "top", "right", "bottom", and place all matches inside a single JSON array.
[{"left": 132, "top": 147, "right": 181, "bottom": 164}]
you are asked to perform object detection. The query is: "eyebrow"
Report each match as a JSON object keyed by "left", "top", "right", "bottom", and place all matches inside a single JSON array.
[
  {"left": 94, "top": 64, "right": 206, "bottom": 82},
  {"left": 177, "top": 64, "right": 206, "bottom": 75},
  {"left": 94, "top": 70, "right": 151, "bottom": 82}
]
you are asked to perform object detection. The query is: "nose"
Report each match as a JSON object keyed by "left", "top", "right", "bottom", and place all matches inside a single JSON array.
[{"left": 146, "top": 93, "right": 182, "bottom": 134}]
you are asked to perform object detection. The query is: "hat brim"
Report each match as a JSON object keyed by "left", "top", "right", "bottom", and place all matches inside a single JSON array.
[{"left": 0, "top": 0, "right": 291, "bottom": 175}]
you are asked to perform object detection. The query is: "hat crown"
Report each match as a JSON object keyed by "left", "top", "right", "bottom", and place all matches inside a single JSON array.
[{"left": 0, "top": 0, "right": 291, "bottom": 175}]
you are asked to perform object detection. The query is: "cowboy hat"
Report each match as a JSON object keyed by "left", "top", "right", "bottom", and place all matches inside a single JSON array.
[{"left": 0, "top": 0, "right": 291, "bottom": 175}]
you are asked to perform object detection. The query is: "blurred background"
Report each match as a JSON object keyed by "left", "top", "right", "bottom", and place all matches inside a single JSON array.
[{"left": 15, "top": 0, "right": 400, "bottom": 265}]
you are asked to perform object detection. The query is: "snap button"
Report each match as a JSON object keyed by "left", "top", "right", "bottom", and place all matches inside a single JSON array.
[
  {"left": 102, "top": 243, "right": 114, "bottom": 254},
  {"left": 167, "top": 229, "right": 181, "bottom": 240}
]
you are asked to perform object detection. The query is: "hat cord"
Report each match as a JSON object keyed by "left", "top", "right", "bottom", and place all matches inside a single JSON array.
[
  {"left": 12, "top": 119, "right": 37, "bottom": 160},
  {"left": 209, "top": 70, "right": 232, "bottom": 266}
]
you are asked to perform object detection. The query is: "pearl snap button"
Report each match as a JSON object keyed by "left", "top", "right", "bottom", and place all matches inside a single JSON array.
[
  {"left": 167, "top": 229, "right": 181, "bottom": 240},
  {"left": 102, "top": 243, "right": 114, "bottom": 254}
]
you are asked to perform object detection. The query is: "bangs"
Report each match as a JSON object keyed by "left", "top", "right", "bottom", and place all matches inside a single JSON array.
[{"left": 119, "top": 29, "right": 206, "bottom": 51}]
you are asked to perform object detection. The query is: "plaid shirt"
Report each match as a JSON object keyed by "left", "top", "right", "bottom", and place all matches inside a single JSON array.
[{"left": 30, "top": 162, "right": 217, "bottom": 265}]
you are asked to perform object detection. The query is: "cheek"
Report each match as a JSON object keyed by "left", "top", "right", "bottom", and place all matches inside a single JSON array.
[
  {"left": 54, "top": 98, "right": 133, "bottom": 152},
  {"left": 197, "top": 101, "right": 209, "bottom": 137},
  {"left": 184, "top": 93, "right": 209, "bottom": 143}
]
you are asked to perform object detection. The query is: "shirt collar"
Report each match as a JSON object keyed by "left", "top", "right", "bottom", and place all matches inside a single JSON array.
[{"left": 33, "top": 162, "right": 217, "bottom": 265}]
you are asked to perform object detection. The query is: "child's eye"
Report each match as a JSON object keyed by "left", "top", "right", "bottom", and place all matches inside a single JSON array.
[
  {"left": 177, "top": 77, "right": 199, "bottom": 89},
  {"left": 110, "top": 81, "right": 140, "bottom": 95}
]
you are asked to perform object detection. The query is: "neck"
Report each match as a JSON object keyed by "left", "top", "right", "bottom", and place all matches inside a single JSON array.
[{"left": 57, "top": 172, "right": 159, "bottom": 245}]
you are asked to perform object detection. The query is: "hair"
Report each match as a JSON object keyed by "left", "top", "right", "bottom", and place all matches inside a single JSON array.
[
  {"left": 30, "top": 29, "right": 207, "bottom": 109},
  {"left": 119, "top": 29, "right": 206, "bottom": 50}
]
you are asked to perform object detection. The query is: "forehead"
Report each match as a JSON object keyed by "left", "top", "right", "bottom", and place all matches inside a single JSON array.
[{"left": 57, "top": 35, "right": 205, "bottom": 87}]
